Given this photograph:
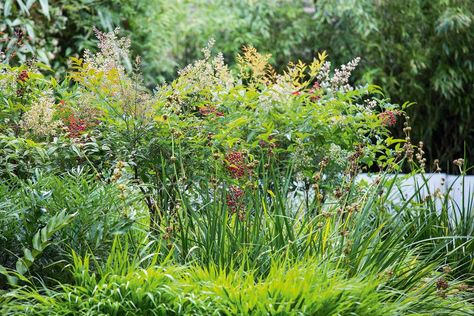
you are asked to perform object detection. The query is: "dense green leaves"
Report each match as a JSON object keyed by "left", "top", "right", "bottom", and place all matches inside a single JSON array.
[
  {"left": 2, "top": 0, "right": 472, "bottom": 163},
  {"left": 13, "top": 210, "right": 76, "bottom": 282},
  {"left": 1, "top": 21, "right": 473, "bottom": 314},
  {"left": 308, "top": 0, "right": 474, "bottom": 165}
]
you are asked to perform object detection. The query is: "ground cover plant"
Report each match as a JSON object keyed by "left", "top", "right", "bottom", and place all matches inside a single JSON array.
[{"left": 0, "top": 29, "right": 473, "bottom": 315}]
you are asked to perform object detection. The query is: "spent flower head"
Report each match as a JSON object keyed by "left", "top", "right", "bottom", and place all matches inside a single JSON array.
[{"left": 21, "top": 95, "right": 62, "bottom": 136}]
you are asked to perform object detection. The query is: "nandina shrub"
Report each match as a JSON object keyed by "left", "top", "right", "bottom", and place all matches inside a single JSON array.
[
  {"left": 0, "top": 63, "right": 113, "bottom": 180},
  {"left": 0, "top": 64, "right": 48, "bottom": 133},
  {"left": 63, "top": 31, "right": 408, "bottom": 225},
  {"left": 1, "top": 30, "right": 409, "bottom": 229}
]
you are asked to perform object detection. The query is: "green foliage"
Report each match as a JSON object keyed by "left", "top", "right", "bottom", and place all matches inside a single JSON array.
[
  {"left": 390, "top": 171, "right": 474, "bottom": 280},
  {"left": 18, "top": 209, "right": 76, "bottom": 275},
  {"left": 308, "top": 0, "right": 474, "bottom": 164},
  {"left": 0, "top": 0, "right": 162, "bottom": 79},
  {"left": 1, "top": 29, "right": 473, "bottom": 314},
  {"left": 57, "top": 30, "right": 400, "bottom": 233},
  {"left": 1, "top": 238, "right": 470, "bottom": 315},
  {"left": 2, "top": 210, "right": 77, "bottom": 286},
  {"left": 0, "top": 171, "right": 145, "bottom": 283},
  {"left": 0, "top": 136, "right": 48, "bottom": 179},
  {"left": 2, "top": 0, "right": 472, "bottom": 163},
  {"left": 159, "top": 0, "right": 314, "bottom": 75}
]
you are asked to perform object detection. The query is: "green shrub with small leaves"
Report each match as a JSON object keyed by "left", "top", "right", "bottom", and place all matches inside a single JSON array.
[{"left": 308, "top": 0, "right": 474, "bottom": 165}]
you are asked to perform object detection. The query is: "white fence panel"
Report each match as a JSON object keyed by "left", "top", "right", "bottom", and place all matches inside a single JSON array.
[{"left": 357, "top": 173, "right": 474, "bottom": 213}]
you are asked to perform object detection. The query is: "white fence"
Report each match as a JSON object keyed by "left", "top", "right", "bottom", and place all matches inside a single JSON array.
[
  {"left": 288, "top": 173, "right": 473, "bottom": 214},
  {"left": 357, "top": 173, "right": 474, "bottom": 210}
]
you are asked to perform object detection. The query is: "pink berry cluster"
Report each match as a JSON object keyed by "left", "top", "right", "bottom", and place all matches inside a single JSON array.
[
  {"left": 226, "top": 151, "right": 247, "bottom": 179},
  {"left": 378, "top": 110, "right": 398, "bottom": 127}
]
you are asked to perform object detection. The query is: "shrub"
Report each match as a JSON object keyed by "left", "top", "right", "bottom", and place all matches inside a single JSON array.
[
  {"left": 2, "top": 1, "right": 472, "bottom": 164},
  {"left": 63, "top": 30, "right": 403, "bottom": 227},
  {"left": 0, "top": 0, "right": 167, "bottom": 82},
  {"left": 308, "top": 0, "right": 474, "bottom": 165},
  {"left": 0, "top": 171, "right": 145, "bottom": 282}
]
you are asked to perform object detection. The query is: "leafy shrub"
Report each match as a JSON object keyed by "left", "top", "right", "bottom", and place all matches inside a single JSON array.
[
  {"left": 308, "top": 0, "right": 474, "bottom": 165},
  {"left": 63, "top": 30, "right": 402, "bottom": 227},
  {"left": 0, "top": 136, "right": 48, "bottom": 179},
  {"left": 2, "top": 1, "right": 472, "bottom": 164},
  {"left": 0, "top": 170, "right": 144, "bottom": 282}
]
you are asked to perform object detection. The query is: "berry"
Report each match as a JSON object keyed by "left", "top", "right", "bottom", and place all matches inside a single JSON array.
[{"left": 379, "top": 110, "right": 397, "bottom": 126}]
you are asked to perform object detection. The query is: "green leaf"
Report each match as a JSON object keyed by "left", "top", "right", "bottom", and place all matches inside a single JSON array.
[
  {"left": 385, "top": 137, "right": 406, "bottom": 146},
  {"left": 36, "top": 62, "right": 52, "bottom": 71},
  {"left": 4, "top": 0, "right": 12, "bottom": 17},
  {"left": 71, "top": 144, "right": 83, "bottom": 157},
  {"left": 39, "top": 0, "right": 49, "bottom": 19},
  {"left": 36, "top": 48, "right": 50, "bottom": 64},
  {"left": 23, "top": 248, "right": 34, "bottom": 263},
  {"left": 15, "top": 260, "right": 28, "bottom": 275},
  {"left": 50, "top": 76, "right": 57, "bottom": 87},
  {"left": 32, "top": 232, "right": 41, "bottom": 251},
  {"left": 13, "top": 210, "right": 77, "bottom": 281},
  {"left": 15, "top": 0, "right": 29, "bottom": 15},
  {"left": 25, "top": 22, "right": 35, "bottom": 40}
]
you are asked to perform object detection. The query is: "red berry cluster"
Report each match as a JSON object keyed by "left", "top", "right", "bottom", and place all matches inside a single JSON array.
[
  {"left": 66, "top": 114, "right": 87, "bottom": 138},
  {"left": 17, "top": 70, "right": 29, "bottom": 83},
  {"left": 379, "top": 110, "right": 397, "bottom": 127},
  {"left": 226, "top": 185, "right": 245, "bottom": 215},
  {"left": 226, "top": 151, "right": 247, "bottom": 179},
  {"left": 199, "top": 106, "right": 224, "bottom": 117}
]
